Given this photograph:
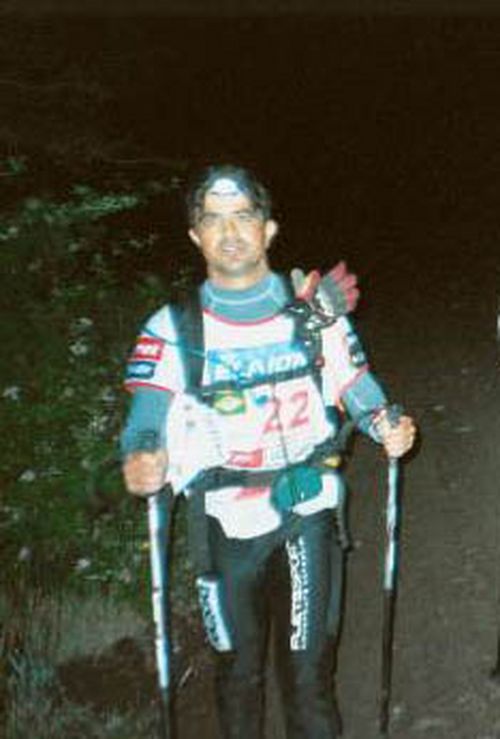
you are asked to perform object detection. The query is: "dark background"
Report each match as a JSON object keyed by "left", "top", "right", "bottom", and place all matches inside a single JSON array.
[
  {"left": 3, "top": 10, "right": 499, "bottom": 317},
  {"left": 0, "top": 4, "right": 500, "bottom": 298},
  {"left": 2, "top": 10, "right": 499, "bottom": 283}
]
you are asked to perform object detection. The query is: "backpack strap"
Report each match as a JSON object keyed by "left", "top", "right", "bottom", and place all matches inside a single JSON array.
[
  {"left": 170, "top": 288, "right": 205, "bottom": 391},
  {"left": 169, "top": 289, "right": 214, "bottom": 574},
  {"left": 280, "top": 273, "right": 325, "bottom": 395}
]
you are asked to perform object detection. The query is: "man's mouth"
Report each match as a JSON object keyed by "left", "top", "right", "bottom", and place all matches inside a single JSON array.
[{"left": 220, "top": 240, "right": 245, "bottom": 254}]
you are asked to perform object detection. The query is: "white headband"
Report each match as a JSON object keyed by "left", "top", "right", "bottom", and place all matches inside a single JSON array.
[{"left": 207, "top": 177, "right": 244, "bottom": 197}]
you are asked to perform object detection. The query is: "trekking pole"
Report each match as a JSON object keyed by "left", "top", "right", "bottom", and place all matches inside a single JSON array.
[
  {"left": 147, "top": 487, "right": 173, "bottom": 739},
  {"left": 379, "top": 406, "right": 403, "bottom": 736},
  {"left": 490, "top": 636, "right": 500, "bottom": 682},
  {"left": 490, "top": 311, "right": 500, "bottom": 682}
]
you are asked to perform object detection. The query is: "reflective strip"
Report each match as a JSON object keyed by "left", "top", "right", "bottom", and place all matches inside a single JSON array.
[
  {"left": 196, "top": 575, "right": 232, "bottom": 652},
  {"left": 147, "top": 495, "right": 170, "bottom": 691},
  {"left": 384, "top": 460, "right": 399, "bottom": 591},
  {"left": 286, "top": 536, "right": 311, "bottom": 651}
]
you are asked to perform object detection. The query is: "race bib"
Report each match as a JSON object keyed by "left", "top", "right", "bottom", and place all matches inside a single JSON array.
[{"left": 165, "top": 393, "right": 229, "bottom": 493}]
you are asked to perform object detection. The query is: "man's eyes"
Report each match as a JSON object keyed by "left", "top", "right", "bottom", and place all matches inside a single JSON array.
[
  {"left": 199, "top": 210, "right": 259, "bottom": 227},
  {"left": 199, "top": 213, "right": 219, "bottom": 227},
  {"left": 236, "top": 211, "right": 259, "bottom": 223}
]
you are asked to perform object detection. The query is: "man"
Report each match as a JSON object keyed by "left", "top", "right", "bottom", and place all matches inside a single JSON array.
[{"left": 122, "top": 164, "right": 416, "bottom": 739}]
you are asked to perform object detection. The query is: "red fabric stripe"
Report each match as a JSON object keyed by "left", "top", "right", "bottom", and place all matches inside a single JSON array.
[
  {"left": 234, "top": 486, "right": 270, "bottom": 500},
  {"left": 335, "top": 365, "right": 369, "bottom": 400},
  {"left": 202, "top": 307, "right": 282, "bottom": 327},
  {"left": 123, "top": 381, "right": 174, "bottom": 393}
]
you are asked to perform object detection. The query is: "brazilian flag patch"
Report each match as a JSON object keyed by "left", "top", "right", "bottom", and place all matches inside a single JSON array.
[{"left": 212, "top": 390, "right": 247, "bottom": 415}]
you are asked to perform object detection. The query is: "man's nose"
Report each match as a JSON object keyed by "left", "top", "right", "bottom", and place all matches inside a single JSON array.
[{"left": 221, "top": 216, "right": 239, "bottom": 237}]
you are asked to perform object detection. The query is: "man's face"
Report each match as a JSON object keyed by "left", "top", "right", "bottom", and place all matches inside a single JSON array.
[{"left": 188, "top": 180, "right": 277, "bottom": 289}]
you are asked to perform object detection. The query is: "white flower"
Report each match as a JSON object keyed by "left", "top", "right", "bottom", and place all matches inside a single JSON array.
[
  {"left": 43, "top": 466, "right": 62, "bottom": 478},
  {"left": 19, "top": 470, "right": 36, "bottom": 483},
  {"left": 28, "top": 259, "right": 42, "bottom": 273},
  {"left": 75, "top": 557, "right": 91, "bottom": 572},
  {"left": 2, "top": 386, "right": 21, "bottom": 401},
  {"left": 99, "top": 387, "right": 115, "bottom": 403},
  {"left": 18, "top": 546, "right": 31, "bottom": 562},
  {"left": 73, "top": 317, "right": 94, "bottom": 331},
  {"left": 88, "top": 413, "right": 109, "bottom": 434},
  {"left": 69, "top": 339, "right": 90, "bottom": 357},
  {"left": 117, "top": 567, "right": 133, "bottom": 584}
]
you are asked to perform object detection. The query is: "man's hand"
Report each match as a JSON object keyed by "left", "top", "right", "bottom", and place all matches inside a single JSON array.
[
  {"left": 376, "top": 412, "right": 417, "bottom": 459},
  {"left": 317, "top": 261, "right": 360, "bottom": 316},
  {"left": 290, "top": 261, "right": 360, "bottom": 319},
  {"left": 122, "top": 449, "right": 168, "bottom": 496}
]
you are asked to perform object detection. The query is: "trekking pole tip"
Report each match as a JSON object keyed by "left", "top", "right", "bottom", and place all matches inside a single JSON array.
[{"left": 489, "top": 667, "right": 500, "bottom": 683}]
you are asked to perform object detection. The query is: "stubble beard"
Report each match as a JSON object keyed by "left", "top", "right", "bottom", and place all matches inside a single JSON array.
[
  {"left": 215, "top": 239, "right": 260, "bottom": 276},
  {"left": 210, "top": 250, "right": 269, "bottom": 286}
]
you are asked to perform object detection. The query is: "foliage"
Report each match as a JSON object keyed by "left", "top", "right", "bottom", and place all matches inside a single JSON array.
[{"left": 0, "top": 158, "right": 196, "bottom": 613}]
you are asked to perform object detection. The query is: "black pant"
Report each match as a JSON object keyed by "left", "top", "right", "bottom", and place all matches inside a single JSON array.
[{"left": 200, "top": 509, "right": 344, "bottom": 739}]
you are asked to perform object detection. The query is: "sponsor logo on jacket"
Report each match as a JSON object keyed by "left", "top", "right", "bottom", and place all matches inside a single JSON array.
[{"left": 206, "top": 341, "right": 308, "bottom": 385}]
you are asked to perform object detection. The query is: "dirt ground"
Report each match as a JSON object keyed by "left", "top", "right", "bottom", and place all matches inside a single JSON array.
[
  {"left": 57, "top": 232, "right": 499, "bottom": 739},
  {"left": 329, "top": 238, "right": 499, "bottom": 739}
]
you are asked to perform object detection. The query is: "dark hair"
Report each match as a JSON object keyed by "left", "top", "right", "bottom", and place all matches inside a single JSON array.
[{"left": 185, "top": 164, "right": 272, "bottom": 226}]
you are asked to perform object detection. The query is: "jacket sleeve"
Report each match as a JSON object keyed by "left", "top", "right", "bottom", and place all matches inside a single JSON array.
[
  {"left": 340, "top": 371, "right": 387, "bottom": 440},
  {"left": 120, "top": 386, "right": 173, "bottom": 457},
  {"left": 121, "top": 304, "right": 185, "bottom": 456},
  {"left": 124, "top": 305, "right": 187, "bottom": 393},
  {"left": 321, "top": 316, "right": 388, "bottom": 440}
]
